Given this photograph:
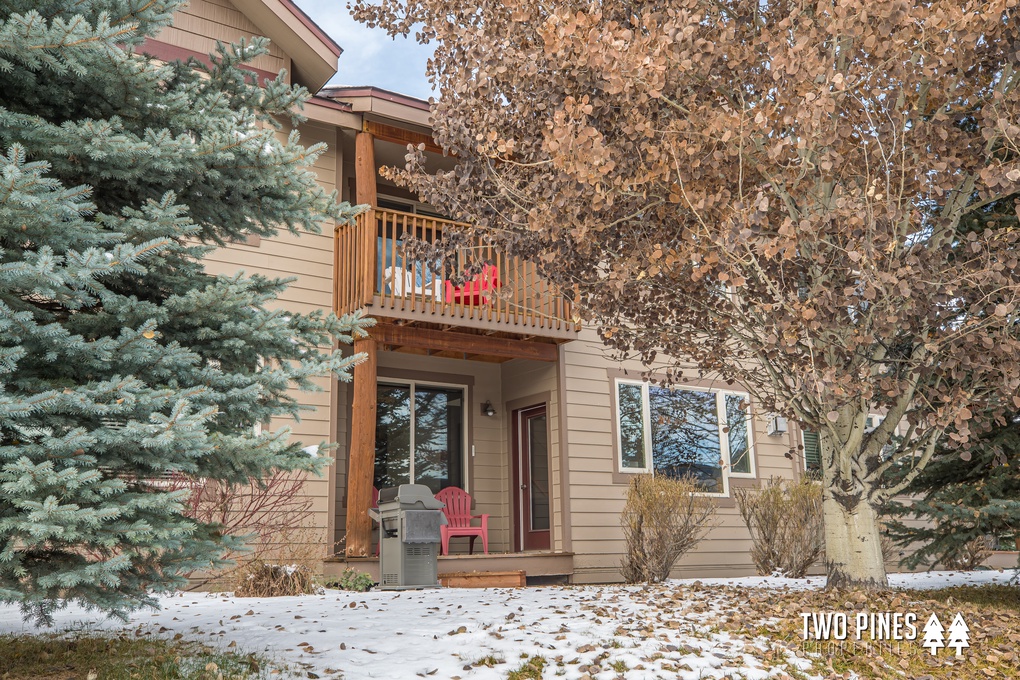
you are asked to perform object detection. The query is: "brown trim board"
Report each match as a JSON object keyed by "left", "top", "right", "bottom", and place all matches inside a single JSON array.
[
  {"left": 373, "top": 323, "right": 559, "bottom": 362},
  {"left": 139, "top": 39, "right": 280, "bottom": 84},
  {"left": 323, "top": 86, "right": 432, "bottom": 112},
  {"left": 556, "top": 346, "right": 573, "bottom": 553}
]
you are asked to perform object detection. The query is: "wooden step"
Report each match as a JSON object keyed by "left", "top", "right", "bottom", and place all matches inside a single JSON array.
[{"left": 439, "top": 570, "right": 526, "bottom": 588}]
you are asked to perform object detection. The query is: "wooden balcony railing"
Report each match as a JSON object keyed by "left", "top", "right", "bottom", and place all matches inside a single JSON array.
[{"left": 335, "top": 208, "right": 579, "bottom": 338}]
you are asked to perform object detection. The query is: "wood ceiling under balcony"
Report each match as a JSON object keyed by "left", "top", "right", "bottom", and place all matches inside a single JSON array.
[{"left": 371, "top": 319, "right": 566, "bottom": 363}]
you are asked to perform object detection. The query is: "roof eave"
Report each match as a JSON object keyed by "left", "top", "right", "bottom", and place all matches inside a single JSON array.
[{"left": 233, "top": 0, "right": 340, "bottom": 92}]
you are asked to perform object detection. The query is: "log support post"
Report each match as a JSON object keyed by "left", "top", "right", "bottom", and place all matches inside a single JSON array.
[
  {"left": 346, "top": 335, "right": 377, "bottom": 557},
  {"left": 345, "top": 129, "right": 379, "bottom": 558},
  {"left": 355, "top": 130, "right": 377, "bottom": 207}
]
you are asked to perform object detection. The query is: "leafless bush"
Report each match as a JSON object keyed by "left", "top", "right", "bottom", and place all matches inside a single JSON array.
[
  {"left": 620, "top": 475, "right": 715, "bottom": 583},
  {"left": 941, "top": 537, "right": 992, "bottom": 571},
  {"left": 165, "top": 470, "right": 317, "bottom": 589},
  {"left": 735, "top": 477, "right": 824, "bottom": 578},
  {"left": 233, "top": 562, "right": 321, "bottom": 597}
]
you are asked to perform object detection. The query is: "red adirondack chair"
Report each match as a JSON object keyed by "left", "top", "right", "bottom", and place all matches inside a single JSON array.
[
  {"left": 443, "top": 264, "right": 500, "bottom": 306},
  {"left": 435, "top": 486, "right": 489, "bottom": 555}
]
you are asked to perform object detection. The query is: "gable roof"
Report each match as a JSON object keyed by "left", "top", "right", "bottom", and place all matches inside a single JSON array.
[
  {"left": 320, "top": 85, "right": 433, "bottom": 130},
  {"left": 233, "top": 0, "right": 341, "bottom": 91},
  {"left": 321, "top": 86, "right": 430, "bottom": 111}
]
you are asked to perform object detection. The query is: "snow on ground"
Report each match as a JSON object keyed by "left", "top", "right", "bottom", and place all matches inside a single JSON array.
[{"left": 0, "top": 569, "right": 1014, "bottom": 680}]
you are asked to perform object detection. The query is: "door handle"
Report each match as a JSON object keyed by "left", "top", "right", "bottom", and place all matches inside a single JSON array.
[{"left": 520, "top": 484, "right": 527, "bottom": 489}]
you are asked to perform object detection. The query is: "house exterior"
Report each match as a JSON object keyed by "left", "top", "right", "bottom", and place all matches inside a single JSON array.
[{"left": 149, "top": 0, "right": 1016, "bottom": 585}]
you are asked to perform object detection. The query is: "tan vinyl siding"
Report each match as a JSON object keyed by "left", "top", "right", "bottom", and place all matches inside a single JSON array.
[
  {"left": 562, "top": 328, "right": 802, "bottom": 583},
  {"left": 159, "top": 0, "right": 289, "bottom": 77},
  {"left": 201, "top": 118, "right": 340, "bottom": 552}
]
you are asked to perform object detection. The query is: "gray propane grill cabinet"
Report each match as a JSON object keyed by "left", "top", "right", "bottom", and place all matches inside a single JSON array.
[{"left": 369, "top": 484, "right": 446, "bottom": 589}]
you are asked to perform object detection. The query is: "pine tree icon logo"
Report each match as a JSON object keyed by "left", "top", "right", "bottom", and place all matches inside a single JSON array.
[
  {"left": 947, "top": 613, "right": 970, "bottom": 656},
  {"left": 921, "top": 613, "right": 945, "bottom": 656}
]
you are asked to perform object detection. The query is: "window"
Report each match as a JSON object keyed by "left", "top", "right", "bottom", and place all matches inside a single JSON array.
[
  {"left": 377, "top": 195, "right": 447, "bottom": 219},
  {"left": 615, "top": 379, "right": 754, "bottom": 494},
  {"left": 374, "top": 380, "right": 466, "bottom": 494}
]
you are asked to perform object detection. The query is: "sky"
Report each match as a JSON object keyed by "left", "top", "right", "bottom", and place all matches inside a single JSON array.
[{"left": 295, "top": 0, "right": 436, "bottom": 100}]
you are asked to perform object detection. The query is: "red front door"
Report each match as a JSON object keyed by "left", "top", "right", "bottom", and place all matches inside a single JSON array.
[{"left": 512, "top": 404, "right": 550, "bottom": 551}]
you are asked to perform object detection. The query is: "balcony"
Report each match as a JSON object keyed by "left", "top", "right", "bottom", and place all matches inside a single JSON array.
[{"left": 335, "top": 208, "right": 579, "bottom": 343}]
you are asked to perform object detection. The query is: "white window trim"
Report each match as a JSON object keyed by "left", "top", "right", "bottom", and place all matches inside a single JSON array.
[
  {"left": 801, "top": 427, "right": 818, "bottom": 473},
  {"left": 616, "top": 379, "right": 652, "bottom": 475},
  {"left": 614, "top": 378, "right": 756, "bottom": 496},
  {"left": 721, "top": 390, "right": 757, "bottom": 479},
  {"left": 377, "top": 377, "right": 471, "bottom": 493}
]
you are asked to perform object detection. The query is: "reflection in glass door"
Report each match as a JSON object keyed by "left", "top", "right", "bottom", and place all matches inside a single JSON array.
[
  {"left": 413, "top": 386, "right": 464, "bottom": 493},
  {"left": 374, "top": 382, "right": 464, "bottom": 494}
]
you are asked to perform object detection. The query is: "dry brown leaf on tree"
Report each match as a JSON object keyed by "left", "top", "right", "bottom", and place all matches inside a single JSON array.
[{"left": 351, "top": 0, "right": 1020, "bottom": 591}]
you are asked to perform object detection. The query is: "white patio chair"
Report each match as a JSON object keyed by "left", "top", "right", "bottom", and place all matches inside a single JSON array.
[{"left": 383, "top": 265, "right": 443, "bottom": 300}]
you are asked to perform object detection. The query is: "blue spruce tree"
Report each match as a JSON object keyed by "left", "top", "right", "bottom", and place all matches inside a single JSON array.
[
  {"left": 0, "top": 0, "right": 370, "bottom": 623},
  {"left": 884, "top": 415, "right": 1020, "bottom": 569},
  {"left": 884, "top": 201, "right": 1020, "bottom": 571}
]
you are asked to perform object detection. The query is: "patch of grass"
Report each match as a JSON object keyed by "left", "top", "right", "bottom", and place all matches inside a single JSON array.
[
  {"left": 742, "top": 587, "right": 1020, "bottom": 680},
  {"left": 915, "top": 583, "right": 1020, "bottom": 612},
  {"left": 0, "top": 632, "right": 289, "bottom": 680},
  {"left": 322, "top": 567, "right": 374, "bottom": 593},
  {"left": 609, "top": 658, "right": 628, "bottom": 673},
  {"left": 472, "top": 654, "right": 504, "bottom": 667},
  {"left": 506, "top": 655, "right": 546, "bottom": 680}
]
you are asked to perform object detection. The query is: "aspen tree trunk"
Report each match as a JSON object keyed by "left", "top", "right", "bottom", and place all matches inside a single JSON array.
[
  {"left": 822, "top": 490, "right": 888, "bottom": 589},
  {"left": 821, "top": 427, "right": 889, "bottom": 590}
]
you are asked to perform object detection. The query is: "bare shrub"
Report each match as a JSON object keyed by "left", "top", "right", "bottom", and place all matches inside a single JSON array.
[
  {"left": 620, "top": 475, "right": 715, "bottom": 583},
  {"left": 233, "top": 562, "right": 321, "bottom": 597},
  {"left": 941, "top": 537, "right": 992, "bottom": 571},
  {"left": 165, "top": 469, "right": 317, "bottom": 589},
  {"left": 735, "top": 477, "right": 823, "bottom": 578}
]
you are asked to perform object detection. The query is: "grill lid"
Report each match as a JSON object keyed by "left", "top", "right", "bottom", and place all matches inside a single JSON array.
[{"left": 377, "top": 484, "right": 445, "bottom": 510}]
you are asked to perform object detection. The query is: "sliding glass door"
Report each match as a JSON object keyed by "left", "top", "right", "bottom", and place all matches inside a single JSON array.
[{"left": 374, "top": 381, "right": 465, "bottom": 494}]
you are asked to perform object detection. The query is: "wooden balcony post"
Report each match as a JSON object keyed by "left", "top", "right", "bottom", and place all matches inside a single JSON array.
[
  {"left": 355, "top": 131, "right": 377, "bottom": 306},
  {"left": 345, "top": 334, "right": 377, "bottom": 557},
  {"left": 355, "top": 130, "right": 377, "bottom": 207},
  {"left": 346, "top": 131, "right": 378, "bottom": 558}
]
